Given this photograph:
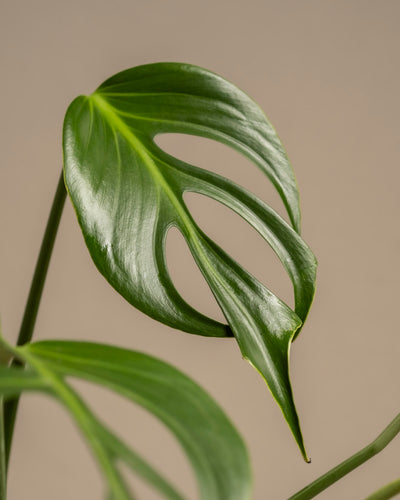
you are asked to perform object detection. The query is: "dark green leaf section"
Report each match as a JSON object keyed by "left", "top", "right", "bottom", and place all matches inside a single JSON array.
[
  {"left": 63, "top": 62, "right": 317, "bottom": 458},
  {"left": 97, "top": 63, "right": 301, "bottom": 233}
]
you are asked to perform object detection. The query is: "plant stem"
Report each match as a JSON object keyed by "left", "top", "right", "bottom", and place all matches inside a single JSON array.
[
  {"left": 3, "top": 171, "right": 67, "bottom": 466},
  {"left": 288, "top": 412, "right": 400, "bottom": 500},
  {"left": 0, "top": 398, "right": 6, "bottom": 500},
  {"left": 365, "top": 477, "right": 400, "bottom": 500}
]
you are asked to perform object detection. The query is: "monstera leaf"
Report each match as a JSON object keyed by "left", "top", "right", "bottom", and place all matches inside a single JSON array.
[
  {"left": 63, "top": 62, "right": 317, "bottom": 459},
  {"left": 0, "top": 338, "right": 251, "bottom": 500}
]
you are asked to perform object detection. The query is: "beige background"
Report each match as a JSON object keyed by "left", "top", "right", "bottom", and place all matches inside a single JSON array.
[{"left": 1, "top": 1, "right": 399, "bottom": 499}]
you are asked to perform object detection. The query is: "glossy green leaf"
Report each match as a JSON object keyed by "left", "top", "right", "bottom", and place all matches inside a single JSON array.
[
  {"left": 63, "top": 62, "right": 317, "bottom": 458},
  {"left": 0, "top": 338, "right": 251, "bottom": 500}
]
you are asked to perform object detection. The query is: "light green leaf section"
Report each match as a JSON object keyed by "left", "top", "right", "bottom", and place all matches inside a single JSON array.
[
  {"left": 63, "top": 62, "right": 317, "bottom": 458},
  {"left": 4, "top": 351, "right": 137, "bottom": 500},
  {"left": 0, "top": 338, "right": 251, "bottom": 500},
  {"left": 0, "top": 366, "right": 50, "bottom": 395},
  {"left": 26, "top": 340, "right": 251, "bottom": 500}
]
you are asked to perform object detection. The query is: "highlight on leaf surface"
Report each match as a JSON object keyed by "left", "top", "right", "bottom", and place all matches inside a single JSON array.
[
  {"left": 0, "top": 338, "right": 251, "bottom": 500},
  {"left": 62, "top": 62, "right": 317, "bottom": 459}
]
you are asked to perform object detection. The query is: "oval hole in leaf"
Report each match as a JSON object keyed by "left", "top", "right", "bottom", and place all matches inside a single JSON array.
[
  {"left": 69, "top": 377, "right": 197, "bottom": 500},
  {"left": 182, "top": 192, "right": 294, "bottom": 310},
  {"left": 8, "top": 392, "right": 103, "bottom": 498},
  {"left": 155, "top": 133, "right": 289, "bottom": 225},
  {"left": 166, "top": 226, "right": 226, "bottom": 324}
]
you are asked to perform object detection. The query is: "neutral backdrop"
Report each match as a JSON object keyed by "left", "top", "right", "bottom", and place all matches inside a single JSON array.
[{"left": 1, "top": 1, "right": 399, "bottom": 499}]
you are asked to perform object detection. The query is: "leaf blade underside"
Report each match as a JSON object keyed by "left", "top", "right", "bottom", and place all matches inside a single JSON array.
[
  {"left": 0, "top": 336, "right": 251, "bottom": 500},
  {"left": 63, "top": 62, "right": 317, "bottom": 459},
  {"left": 24, "top": 340, "right": 251, "bottom": 500}
]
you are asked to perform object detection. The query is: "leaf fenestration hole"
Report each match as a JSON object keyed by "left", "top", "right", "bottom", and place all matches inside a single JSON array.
[
  {"left": 182, "top": 191, "right": 294, "bottom": 310},
  {"left": 166, "top": 226, "right": 226, "bottom": 324},
  {"left": 155, "top": 133, "right": 289, "bottom": 224},
  {"left": 68, "top": 377, "right": 197, "bottom": 500},
  {"left": 7, "top": 393, "right": 103, "bottom": 499}
]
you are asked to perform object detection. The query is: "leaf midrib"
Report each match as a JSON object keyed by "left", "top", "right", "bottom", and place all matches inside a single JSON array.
[
  {"left": 93, "top": 92, "right": 286, "bottom": 219},
  {"left": 19, "top": 349, "right": 132, "bottom": 499},
  {"left": 24, "top": 346, "right": 225, "bottom": 499},
  {"left": 90, "top": 94, "right": 197, "bottom": 236},
  {"left": 90, "top": 93, "right": 262, "bottom": 342}
]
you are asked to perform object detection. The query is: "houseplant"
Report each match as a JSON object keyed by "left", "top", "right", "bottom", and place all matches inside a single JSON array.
[{"left": 0, "top": 62, "right": 398, "bottom": 499}]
